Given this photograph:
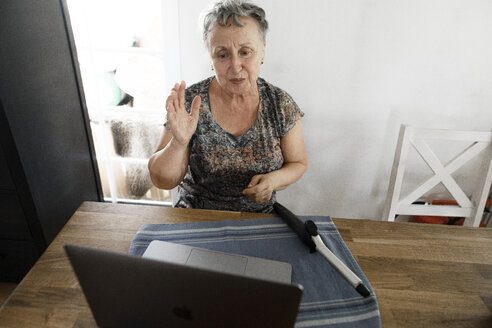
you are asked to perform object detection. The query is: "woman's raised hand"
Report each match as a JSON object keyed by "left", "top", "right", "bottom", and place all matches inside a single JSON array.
[{"left": 165, "top": 81, "right": 201, "bottom": 147}]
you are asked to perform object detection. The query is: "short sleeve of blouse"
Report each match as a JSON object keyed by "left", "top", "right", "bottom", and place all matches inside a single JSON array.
[
  {"left": 260, "top": 80, "right": 304, "bottom": 139},
  {"left": 276, "top": 90, "right": 304, "bottom": 138}
]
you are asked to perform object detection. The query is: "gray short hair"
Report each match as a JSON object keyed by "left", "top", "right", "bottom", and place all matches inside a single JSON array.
[{"left": 203, "top": 0, "right": 268, "bottom": 47}]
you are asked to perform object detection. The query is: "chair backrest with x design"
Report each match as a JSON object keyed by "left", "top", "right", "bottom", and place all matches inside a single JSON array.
[{"left": 383, "top": 125, "right": 492, "bottom": 227}]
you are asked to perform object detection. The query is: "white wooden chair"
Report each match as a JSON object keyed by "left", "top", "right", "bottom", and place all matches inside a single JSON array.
[{"left": 382, "top": 125, "right": 492, "bottom": 227}]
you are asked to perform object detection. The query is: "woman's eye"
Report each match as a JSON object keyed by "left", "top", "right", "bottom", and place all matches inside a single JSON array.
[{"left": 240, "top": 50, "right": 252, "bottom": 56}]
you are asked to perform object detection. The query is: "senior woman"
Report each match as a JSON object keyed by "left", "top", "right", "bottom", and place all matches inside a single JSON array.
[{"left": 148, "top": 0, "right": 307, "bottom": 213}]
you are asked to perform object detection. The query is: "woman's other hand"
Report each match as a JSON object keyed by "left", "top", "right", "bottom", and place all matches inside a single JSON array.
[
  {"left": 166, "top": 81, "right": 201, "bottom": 147},
  {"left": 242, "top": 174, "right": 275, "bottom": 203}
]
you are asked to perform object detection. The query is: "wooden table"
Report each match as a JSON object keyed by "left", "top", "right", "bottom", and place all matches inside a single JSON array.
[{"left": 0, "top": 202, "right": 491, "bottom": 327}]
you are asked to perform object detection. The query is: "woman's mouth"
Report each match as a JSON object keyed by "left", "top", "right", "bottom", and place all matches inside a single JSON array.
[{"left": 230, "top": 78, "right": 246, "bottom": 84}]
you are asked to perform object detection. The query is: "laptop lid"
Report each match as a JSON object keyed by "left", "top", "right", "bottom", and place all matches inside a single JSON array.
[
  {"left": 143, "top": 240, "right": 292, "bottom": 283},
  {"left": 65, "top": 244, "right": 303, "bottom": 328}
]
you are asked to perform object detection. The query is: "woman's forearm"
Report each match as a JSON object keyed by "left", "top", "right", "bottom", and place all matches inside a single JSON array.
[
  {"left": 148, "top": 138, "right": 189, "bottom": 190},
  {"left": 269, "top": 160, "right": 308, "bottom": 191}
]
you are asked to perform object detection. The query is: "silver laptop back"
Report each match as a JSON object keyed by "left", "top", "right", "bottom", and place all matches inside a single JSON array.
[{"left": 65, "top": 244, "right": 303, "bottom": 328}]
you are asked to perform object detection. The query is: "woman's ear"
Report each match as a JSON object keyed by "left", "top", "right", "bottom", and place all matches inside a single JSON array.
[{"left": 262, "top": 43, "right": 266, "bottom": 64}]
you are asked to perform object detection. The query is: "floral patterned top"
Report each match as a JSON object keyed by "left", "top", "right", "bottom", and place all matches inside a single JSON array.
[{"left": 169, "top": 76, "right": 303, "bottom": 213}]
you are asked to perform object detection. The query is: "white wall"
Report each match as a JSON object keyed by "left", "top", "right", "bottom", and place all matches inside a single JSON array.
[{"left": 176, "top": 0, "right": 492, "bottom": 219}]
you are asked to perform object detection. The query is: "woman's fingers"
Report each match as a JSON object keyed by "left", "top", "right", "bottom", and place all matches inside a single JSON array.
[
  {"left": 172, "top": 90, "right": 180, "bottom": 113},
  {"left": 190, "top": 95, "right": 201, "bottom": 120},
  {"left": 167, "top": 81, "right": 188, "bottom": 112},
  {"left": 246, "top": 191, "right": 272, "bottom": 204},
  {"left": 179, "top": 81, "right": 186, "bottom": 109},
  {"left": 163, "top": 80, "right": 201, "bottom": 146},
  {"left": 242, "top": 175, "right": 274, "bottom": 203},
  {"left": 166, "top": 83, "right": 180, "bottom": 110}
]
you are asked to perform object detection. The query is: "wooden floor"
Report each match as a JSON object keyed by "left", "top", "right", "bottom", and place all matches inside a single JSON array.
[{"left": 0, "top": 283, "right": 17, "bottom": 308}]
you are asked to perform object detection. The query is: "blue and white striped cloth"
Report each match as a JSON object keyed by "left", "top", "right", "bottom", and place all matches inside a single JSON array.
[{"left": 129, "top": 216, "right": 381, "bottom": 328}]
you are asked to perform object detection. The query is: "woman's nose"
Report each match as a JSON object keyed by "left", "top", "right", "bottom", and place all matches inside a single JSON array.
[{"left": 230, "top": 55, "right": 242, "bottom": 74}]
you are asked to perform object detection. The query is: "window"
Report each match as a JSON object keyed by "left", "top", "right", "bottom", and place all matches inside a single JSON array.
[{"left": 67, "top": 0, "right": 180, "bottom": 205}]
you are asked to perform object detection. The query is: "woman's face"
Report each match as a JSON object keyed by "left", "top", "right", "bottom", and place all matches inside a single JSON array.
[{"left": 208, "top": 16, "right": 265, "bottom": 97}]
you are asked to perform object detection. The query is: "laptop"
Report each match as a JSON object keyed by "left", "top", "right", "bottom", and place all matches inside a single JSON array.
[{"left": 65, "top": 243, "right": 303, "bottom": 328}]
